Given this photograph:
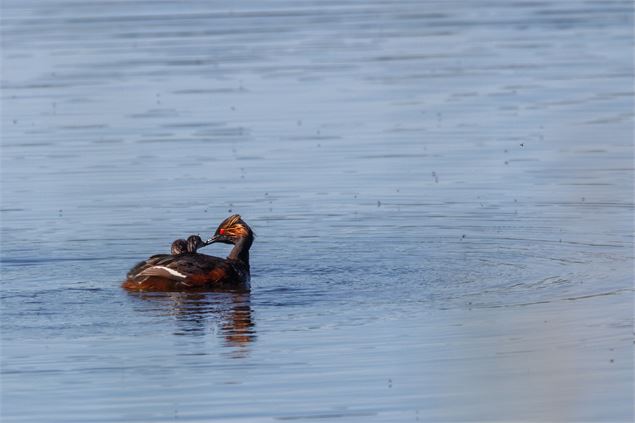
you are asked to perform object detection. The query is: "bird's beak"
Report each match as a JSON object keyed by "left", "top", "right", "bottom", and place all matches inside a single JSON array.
[{"left": 205, "top": 235, "right": 220, "bottom": 245}]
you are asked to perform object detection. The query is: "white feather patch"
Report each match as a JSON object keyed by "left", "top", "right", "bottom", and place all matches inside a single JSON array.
[
  {"left": 137, "top": 265, "right": 187, "bottom": 281},
  {"left": 154, "top": 266, "right": 186, "bottom": 278}
]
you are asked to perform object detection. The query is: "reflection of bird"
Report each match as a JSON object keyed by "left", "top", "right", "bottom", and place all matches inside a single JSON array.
[
  {"left": 127, "top": 292, "right": 255, "bottom": 353},
  {"left": 218, "top": 294, "right": 255, "bottom": 348},
  {"left": 123, "top": 215, "right": 254, "bottom": 292}
]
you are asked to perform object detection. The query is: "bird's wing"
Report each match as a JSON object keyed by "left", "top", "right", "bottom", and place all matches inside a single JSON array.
[{"left": 131, "top": 253, "right": 228, "bottom": 283}]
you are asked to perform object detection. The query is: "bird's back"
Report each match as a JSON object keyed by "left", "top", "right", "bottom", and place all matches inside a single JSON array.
[{"left": 123, "top": 253, "right": 249, "bottom": 292}]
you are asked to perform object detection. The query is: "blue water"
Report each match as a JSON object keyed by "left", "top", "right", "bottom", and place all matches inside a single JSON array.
[{"left": 1, "top": 1, "right": 633, "bottom": 421}]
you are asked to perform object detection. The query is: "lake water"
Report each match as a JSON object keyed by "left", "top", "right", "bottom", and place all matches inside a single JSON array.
[{"left": 1, "top": 0, "right": 633, "bottom": 421}]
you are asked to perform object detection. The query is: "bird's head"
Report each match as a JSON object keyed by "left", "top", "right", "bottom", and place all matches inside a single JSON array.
[{"left": 206, "top": 214, "right": 253, "bottom": 245}]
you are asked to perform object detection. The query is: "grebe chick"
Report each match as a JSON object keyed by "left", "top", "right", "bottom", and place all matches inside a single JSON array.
[
  {"left": 171, "top": 239, "right": 188, "bottom": 255},
  {"left": 186, "top": 235, "right": 206, "bottom": 253},
  {"left": 170, "top": 235, "right": 205, "bottom": 255},
  {"left": 123, "top": 215, "right": 254, "bottom": 292}
]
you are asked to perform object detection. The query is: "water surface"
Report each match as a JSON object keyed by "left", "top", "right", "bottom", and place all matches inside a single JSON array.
[{"left": 1, "top": 0, "right": 633, "bottom": 421}]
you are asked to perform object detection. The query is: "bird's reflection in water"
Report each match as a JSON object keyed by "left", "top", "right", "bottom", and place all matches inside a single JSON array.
[{"left": 127, "top": 291, "right": 255, "bottom": 358}]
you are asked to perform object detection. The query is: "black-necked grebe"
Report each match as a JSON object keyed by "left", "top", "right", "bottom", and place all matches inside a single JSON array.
[{"left": 123, "top": 215, "right": 254, "bottom": 292}]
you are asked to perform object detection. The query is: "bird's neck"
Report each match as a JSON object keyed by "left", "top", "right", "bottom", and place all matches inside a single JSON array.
[{"left": 228, "top": 236, "right": 252, "bottom": 264}]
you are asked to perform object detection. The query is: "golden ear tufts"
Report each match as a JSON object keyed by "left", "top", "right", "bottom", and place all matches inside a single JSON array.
[
  {"left": 219, "top": 214, "right": 242, "bottom": 229},
  {"left": 227, "top": 214, "right": 242, "bottom": 227},
  {"left": 216, "top": 214, "right": 251, "bottom": 238}
]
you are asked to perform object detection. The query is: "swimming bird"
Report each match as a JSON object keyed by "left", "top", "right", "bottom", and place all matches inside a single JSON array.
[{"left": 122, "top": 215, "right": 254, "bottom": 292}]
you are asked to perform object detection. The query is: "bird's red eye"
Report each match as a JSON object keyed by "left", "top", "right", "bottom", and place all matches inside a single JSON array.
[{"left": 219, "top": 228, "right": 225, "bottom": 235}]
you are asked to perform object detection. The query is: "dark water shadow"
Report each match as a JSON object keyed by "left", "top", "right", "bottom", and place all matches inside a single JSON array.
[{"left": 125, "top": 291, "right": 255, "bottom": 357}]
